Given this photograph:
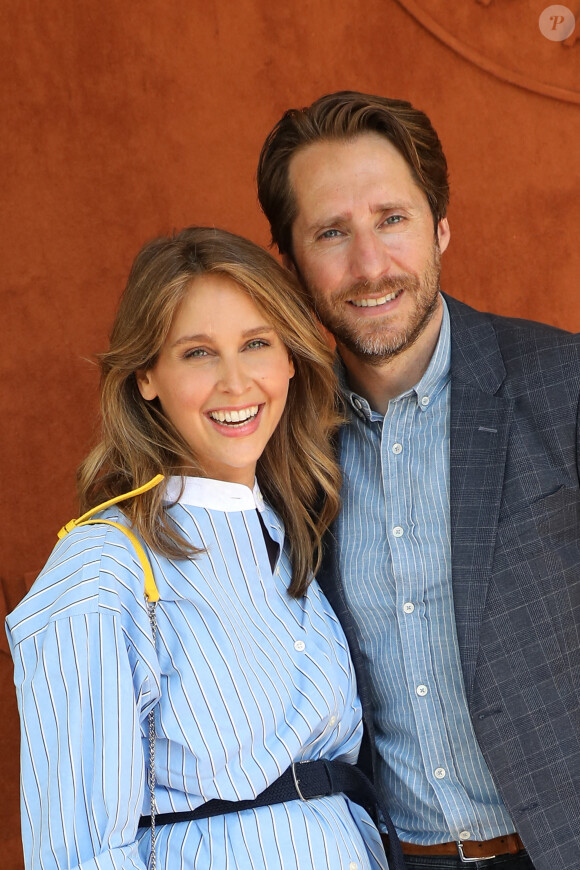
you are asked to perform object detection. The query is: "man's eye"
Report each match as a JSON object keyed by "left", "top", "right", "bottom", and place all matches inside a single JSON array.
[
  {"left": 318, "top": 228, "right": 343, "bottom": 240},
  {"left": 384, "top": 215, "right": 404, "bottom": 226}
]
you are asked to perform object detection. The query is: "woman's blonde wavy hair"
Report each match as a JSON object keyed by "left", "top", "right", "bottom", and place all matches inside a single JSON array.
[{"left": 78, "top": 226, "right": 342, "bottom": 597}]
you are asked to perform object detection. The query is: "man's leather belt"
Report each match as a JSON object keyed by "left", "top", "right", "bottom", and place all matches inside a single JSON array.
[{"left": 381, "top": 832, "right": 524, "bottom": 861}]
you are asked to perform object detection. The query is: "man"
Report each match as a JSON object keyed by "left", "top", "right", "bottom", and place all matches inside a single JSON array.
[{"left": 257, "top": 91, "right": 580, "bottom": 870}]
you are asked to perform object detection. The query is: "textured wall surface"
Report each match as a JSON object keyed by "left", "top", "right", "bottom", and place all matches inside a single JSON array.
[{"left": 2, "top": 1, "right": 579, "bottom": 865}]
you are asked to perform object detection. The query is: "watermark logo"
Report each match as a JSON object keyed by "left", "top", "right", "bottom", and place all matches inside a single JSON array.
[{"left": 539, "top": 5, "right": 576, "bottom": 40}]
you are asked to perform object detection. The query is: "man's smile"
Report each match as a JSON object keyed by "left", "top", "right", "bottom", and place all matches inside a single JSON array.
[{"left": 349, "top": 289, "right": 404, "bottom": 308}]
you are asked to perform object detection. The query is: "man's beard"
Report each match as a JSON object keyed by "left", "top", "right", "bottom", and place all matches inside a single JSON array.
[{"left": 308, "top": 246, "right": 442, "bottom": 366}]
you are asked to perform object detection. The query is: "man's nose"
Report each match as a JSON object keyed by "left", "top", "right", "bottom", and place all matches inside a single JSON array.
[{"left": 350, "top": 232, "right": 392, "bottom": 284}]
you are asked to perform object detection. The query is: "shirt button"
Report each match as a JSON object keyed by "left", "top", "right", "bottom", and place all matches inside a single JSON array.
[
  {"left": 459, "top": 831, "right": 471, "bottom": 840},
  {"left": 329, "top": 715, "right": 337, "bottom": 726},
  {"left": 421, "top": 395, "right": 430, "bottom": 406},
  {"left": 392, "top": 526, "right": 404, "bottom": 537},
  {"left": 403, "top": 602, "right": 415, "bottom": 614},
  {"left": 416, "top": 684, "right": 428, "bottom": 696},
  {"left": 349, "top": 863, "right": 358, "bottom": 870},
  {"left": 392, "top": 442, "right": 403, "bottom": 454},
  {"left": 352, "top": 397, "right": 362, "bottom": 410},
  {"left": 294, "top": 640, "right": 305, "bottom": 652},
  {"left": 434, "top": 767, "right": 446, "bottom": 779}
]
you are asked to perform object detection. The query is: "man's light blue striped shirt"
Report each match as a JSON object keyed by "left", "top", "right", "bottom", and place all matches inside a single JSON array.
[{"left": 337, "top": 298, "right": 515, "bottom": 844}]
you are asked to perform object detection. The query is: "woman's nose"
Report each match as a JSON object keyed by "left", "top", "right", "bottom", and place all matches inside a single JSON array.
[{"left": 218, "top": 356, "right": 251, "bottom": 394}]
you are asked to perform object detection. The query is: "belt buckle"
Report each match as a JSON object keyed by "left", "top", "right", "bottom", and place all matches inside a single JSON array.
[
  {"left": 291, "top": 761, "right": 309, "bottom": 800},
  {"left": 291, "top": 761, "right": 328, "bottom": 801},
  {"left": 457, "top": 841, "right": 496, "bottom": 863}
]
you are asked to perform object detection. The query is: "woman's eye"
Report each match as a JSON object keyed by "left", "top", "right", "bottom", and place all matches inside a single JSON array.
[
  {"left": 246, "top": 339, "right": 269, "bottom": 350},
  {"left": 184, "top": 347, "right": 208, "bottom": 359}
]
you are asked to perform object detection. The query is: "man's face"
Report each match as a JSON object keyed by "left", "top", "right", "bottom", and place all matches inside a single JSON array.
[{"left": 287, "top": 133, "right": 450, "bottom": 365}]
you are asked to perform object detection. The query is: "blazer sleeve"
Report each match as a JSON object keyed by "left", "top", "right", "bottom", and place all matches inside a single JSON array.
[{"left": 576, "top": 388, "right": 580, "bottom": 481}]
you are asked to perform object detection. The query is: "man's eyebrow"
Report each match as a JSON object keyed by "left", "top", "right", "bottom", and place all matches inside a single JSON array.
[
  {"left": 374, "top": 201, "right": 413, "bottom": 212},
  {"left": 171, "top": 325, "right": 276, "bottom": 347},
  {"left": 306, "top": 202, "right": 414, "bottom": 234}
]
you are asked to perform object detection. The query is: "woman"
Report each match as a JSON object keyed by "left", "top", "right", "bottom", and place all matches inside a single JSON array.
[{"left": 7, "top": 228, "right": 394, "bottom": 870}]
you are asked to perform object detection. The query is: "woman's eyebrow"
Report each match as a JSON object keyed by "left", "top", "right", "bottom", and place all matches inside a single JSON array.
[{"left": 171, "top": 325, "right": 276, "bottom": 348}]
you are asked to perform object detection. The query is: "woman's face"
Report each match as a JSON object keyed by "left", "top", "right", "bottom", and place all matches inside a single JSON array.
[{"left": 137, "top": 274, "right": 294, "bottom": 488}]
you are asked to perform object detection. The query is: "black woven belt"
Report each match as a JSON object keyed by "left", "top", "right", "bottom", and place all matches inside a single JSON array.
[{"left": 139, "top": 758, "right": 405, "bottom": 870}]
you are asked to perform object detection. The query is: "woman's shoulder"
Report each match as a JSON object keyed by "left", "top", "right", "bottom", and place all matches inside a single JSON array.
[{"left": 6, "top": 509, "right": 150, "bottom": 648}]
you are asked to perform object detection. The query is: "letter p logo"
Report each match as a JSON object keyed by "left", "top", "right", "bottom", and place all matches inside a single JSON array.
[{"left": 539, "top": 5, "right": 576, "bottom": 40}]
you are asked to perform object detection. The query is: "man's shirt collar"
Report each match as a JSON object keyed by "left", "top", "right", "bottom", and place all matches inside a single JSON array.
[{"left": 338, "top": 295, "right": 451, "bottom": 422}]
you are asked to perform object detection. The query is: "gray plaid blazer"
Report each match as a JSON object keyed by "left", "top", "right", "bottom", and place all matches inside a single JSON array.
[{"left": 317, "top": 294, "right": 580, "bottom": 870}]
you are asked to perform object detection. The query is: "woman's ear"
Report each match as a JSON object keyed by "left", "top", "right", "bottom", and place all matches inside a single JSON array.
[{"left": 136, "top": 369, "right": 158, "bottom": 401}]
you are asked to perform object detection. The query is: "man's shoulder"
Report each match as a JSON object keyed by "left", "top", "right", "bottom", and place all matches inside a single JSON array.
[
  {"left": 445, "top": 293, "right": 580, "bottom": 365},
  {"left": 445, "top": 293, "right": 577, "bottom": 342}
]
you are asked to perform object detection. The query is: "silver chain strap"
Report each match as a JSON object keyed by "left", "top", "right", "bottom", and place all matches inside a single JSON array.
[{"left": 146, "top": 600, "right": 158, "bottom": 870}]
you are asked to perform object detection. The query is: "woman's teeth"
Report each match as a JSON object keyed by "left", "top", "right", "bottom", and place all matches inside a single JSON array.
[
  {"left": 351, "top": 290, "right": 401, "bottom": 307},
  {"left": 209, "top": 405, "right": 259, "bottom": 425}
]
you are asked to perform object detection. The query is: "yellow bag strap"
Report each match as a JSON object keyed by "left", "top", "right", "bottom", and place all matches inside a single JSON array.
[{"left": 57, "top": 474, "right": 165, "bottom": 603}]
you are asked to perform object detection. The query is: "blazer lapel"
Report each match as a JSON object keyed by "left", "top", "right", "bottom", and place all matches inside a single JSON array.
[{"left": 446, "top": 296, "right": 513, "bottom": 703}]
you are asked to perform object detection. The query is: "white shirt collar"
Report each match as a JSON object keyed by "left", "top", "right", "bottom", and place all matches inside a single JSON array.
[{"left": 163, "top": 476, "right": 266, "bottom": 513}]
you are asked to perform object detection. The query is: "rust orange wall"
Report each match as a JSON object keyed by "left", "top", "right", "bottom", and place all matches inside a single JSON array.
[{"left": 2, "top": 1, "right": 579, "bottom": 865}]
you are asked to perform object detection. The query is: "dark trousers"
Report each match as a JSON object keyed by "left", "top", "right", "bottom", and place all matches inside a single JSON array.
[{"left": 402, "top": 852, "right": 535, "bottom": 870}]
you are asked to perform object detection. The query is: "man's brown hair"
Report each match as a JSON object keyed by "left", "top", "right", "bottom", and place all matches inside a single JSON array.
[{"left": 257, "top": 90, "right": 449, "bottom": 257}]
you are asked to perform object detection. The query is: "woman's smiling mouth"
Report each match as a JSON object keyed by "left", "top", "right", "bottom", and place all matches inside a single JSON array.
[{"left": 208, "top": 405, "right": 261, "bottom": 427}]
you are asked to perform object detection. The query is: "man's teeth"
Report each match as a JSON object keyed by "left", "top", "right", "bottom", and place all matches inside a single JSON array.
[
  {"left": 351, "top": 290, "right": 400, "bottom": 307},
  {"left": 209, "top": 405, "right": 259, "bottom": 425}
]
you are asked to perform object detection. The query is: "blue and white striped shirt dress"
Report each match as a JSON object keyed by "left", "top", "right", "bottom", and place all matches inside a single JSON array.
[{"left": 6, "top": 477, "right": 388, "bottom": 870}]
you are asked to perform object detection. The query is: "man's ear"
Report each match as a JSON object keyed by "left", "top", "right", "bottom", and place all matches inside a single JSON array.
[
  {"left": 437, "top": 218, "right": 451, "bottom": 254},
  {"left": 135, "top": 369, "right": 158, "bottom": 401}
]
